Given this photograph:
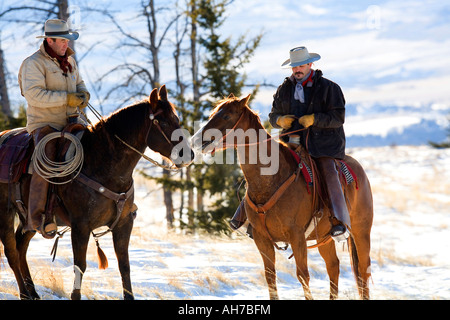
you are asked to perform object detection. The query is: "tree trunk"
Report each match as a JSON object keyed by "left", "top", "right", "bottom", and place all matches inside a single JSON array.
[
  {"left": 163, "top": 165, "right": 174, "bottom": 229},
  {"left": 186, "top": 166, "right": 194, "bottom": 228},
  {"left": 0, "top": 37, "right": 11, "bottom": 116},
  {"left": 57, "top": 0, "right": 76, "bottom": 54}
]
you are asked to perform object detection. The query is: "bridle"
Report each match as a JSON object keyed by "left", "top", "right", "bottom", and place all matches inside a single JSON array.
[
  {"left": 114, "top": 107, "right": 179, "bottom": 171},
  {"left": 147, "top": 109, "right": 174, "bottom": 147}
]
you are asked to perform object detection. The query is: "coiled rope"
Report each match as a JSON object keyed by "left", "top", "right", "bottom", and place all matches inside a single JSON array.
[{"left": 32, "top": 132, "right": 84, "bottom": 184}]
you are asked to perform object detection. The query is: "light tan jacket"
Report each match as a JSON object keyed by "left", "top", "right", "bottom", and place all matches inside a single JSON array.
[{"left": 19, "top": 42, "right": 88, "bottom": 133}]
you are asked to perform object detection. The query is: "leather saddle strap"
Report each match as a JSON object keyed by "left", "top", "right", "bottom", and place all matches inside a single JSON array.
[
  {"left": 76, "top": 173, "right": 134, "bottom": 232},
  {"left": 245, "top": 172, "right": 296, "bottom": 214}
]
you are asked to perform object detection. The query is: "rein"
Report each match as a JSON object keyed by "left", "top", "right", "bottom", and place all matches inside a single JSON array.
[
  {"left": 216, "top": 111, "right": 307, "bottom": 150},
  {"left": 85, "top": 103, "right": 179, "bottom": 171},
  {"left": 114, "top": 108, "right": 178, "bottom": 171}
]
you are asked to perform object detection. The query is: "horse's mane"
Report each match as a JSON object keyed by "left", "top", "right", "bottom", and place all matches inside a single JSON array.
[
  {"left": 88, "top": 97, "right": 177, "bottom": 137},
  {"left": 87, "top": 100, "right": 147, "bottom": 135},
  {"left": 211, "top": 97, "right": 296, "bottom": 166}
]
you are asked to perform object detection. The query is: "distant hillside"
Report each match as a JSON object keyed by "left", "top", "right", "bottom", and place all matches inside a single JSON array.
[{"left": 254, "top": 101, "right": 449, "bottom": 148}]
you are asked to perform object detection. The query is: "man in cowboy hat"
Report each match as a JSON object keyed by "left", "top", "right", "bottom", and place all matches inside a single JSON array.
[
  {"left": 19, "top": 19, "right": 90, "bottom": 237},
  {"left": 230, "top": 46, "right": 350, "bottom": 242}
]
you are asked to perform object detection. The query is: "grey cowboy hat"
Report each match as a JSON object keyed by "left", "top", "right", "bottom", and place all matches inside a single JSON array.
[
  {"left": 36, "top": 19, "right": 79, "bottom": 41},
  {"left": 281, "top": 46, "right": 320, "bottom": 68}
]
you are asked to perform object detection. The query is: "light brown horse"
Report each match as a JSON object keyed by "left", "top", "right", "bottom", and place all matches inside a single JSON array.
[{"left": 192, "top": 94, "right": 373, "bottom": 300}]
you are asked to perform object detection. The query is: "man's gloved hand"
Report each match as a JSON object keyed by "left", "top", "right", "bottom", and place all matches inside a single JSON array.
[
  {"left": 67, "top": 92, "right": 85, "bottom": 108},
  {"left": 276, "top": 115, "right": 296, "bottom": 129},
  {"left": 298, "top": 114, "right": 315, "bottom": 128},
  {"left": 77, "top": 90, "right": 90, "bottom": 109}
]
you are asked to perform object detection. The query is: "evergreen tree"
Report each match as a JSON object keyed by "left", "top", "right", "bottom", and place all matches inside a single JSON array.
[{"left": 187, "top": 0, "right": 262, "bottom": 235}]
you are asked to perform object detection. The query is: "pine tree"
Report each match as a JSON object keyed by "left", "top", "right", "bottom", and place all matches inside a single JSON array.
[{"left": 186, "top": 0, "right": 262, "bottom": 234}]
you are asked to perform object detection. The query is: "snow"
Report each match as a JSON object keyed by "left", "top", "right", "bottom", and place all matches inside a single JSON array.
[{"left": 1, "top": 145, "right": 449, "bottom": 301}]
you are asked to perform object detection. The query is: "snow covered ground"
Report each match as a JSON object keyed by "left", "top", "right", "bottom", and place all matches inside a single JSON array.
[{"left": 1, "top": 145, "right": 449, "bottom": 301}]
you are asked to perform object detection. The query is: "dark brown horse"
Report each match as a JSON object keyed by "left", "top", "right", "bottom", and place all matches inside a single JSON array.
[
  {"left": 192, "top": 95, "right": 373, "bottom": 300},
  {"left": 0, "top": 85, "right": 194, "bottom": 300}
]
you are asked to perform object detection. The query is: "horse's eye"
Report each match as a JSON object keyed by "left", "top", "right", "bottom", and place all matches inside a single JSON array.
[
  {"left": 222, "top": 114, "right": 230, "bottom": 120},
  {"left": 160, "top": 121, "right": 169, "bottom": 127}
]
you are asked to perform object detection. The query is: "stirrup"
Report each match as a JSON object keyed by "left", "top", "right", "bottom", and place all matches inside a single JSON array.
[
  {"left": 331, "top": 224, "right": 349, "bottom": 243},
  {"left": 39, "top": 214, "right": 57, "bottom": 239},
  {"left": 229, "top": 219, "right": 245, "bottom": 230}
]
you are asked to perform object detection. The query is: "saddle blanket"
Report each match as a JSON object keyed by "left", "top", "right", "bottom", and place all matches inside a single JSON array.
[{"left": 0, "top": 128, "right": 33, "bottom": 183}]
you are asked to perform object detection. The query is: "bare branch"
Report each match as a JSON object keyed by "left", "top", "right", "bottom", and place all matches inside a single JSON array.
[{"left": 0, "top": 6, "right": 56, "bottom": 19}]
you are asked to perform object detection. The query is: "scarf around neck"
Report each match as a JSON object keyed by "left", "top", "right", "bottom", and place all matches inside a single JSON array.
[
  {"left": 44, "top": 40, "right": 73, "bottom": 75},
  {"left": 294, "top": 70, "right": 314, "bottom": 103}
]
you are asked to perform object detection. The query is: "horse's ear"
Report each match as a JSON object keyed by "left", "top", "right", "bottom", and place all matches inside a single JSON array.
[
  {"left": 158, "top": 85, "right": 168, "bottom": 101},
  {"left": 228, "top": 93, "right": 235, "bottom": 99},
  {"left": 149, "top": 88, "right": 158, "bottom": 110},
  {"left": 239, "top": 94, "right": 251, "bottom": 105}
]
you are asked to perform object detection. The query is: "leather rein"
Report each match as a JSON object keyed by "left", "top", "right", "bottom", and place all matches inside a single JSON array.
[
  {"left": 85, "top": 103, "right": 178, "bottom": 171},
  {"left": 114, "top": 108, "right": 179, "bottom": 171}
]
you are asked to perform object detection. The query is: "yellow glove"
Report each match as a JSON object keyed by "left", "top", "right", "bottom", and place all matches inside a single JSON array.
[
  {"left": 276, "top": 115, "right": 296, "bottom": 129},
  {"left": 298, "top": 114, "right": 315, "bottom": 128},
  {"left": 67, "top": 92, "right": 85, "bottom": 108},
  {"left": 78, "top": 90, "right": 90, "bottom": 109}
]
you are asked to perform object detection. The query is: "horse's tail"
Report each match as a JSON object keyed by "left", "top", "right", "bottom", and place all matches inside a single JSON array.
[
  {"left": 347, "top": 235, "right": 361, "bottom": 287},
  {"left": 95, "top": 238, "right": 108, "bottom": 270}
]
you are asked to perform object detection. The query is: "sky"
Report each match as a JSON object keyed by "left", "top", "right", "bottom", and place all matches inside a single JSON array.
[
  {"left": 223, "top": 0, "right": 450, "bottom": 108},
  {"left": 1, "top": 0, "right": 449, "bottom": 117}
]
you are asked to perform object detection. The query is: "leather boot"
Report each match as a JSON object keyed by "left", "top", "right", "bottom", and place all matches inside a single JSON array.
[
  {"left": 229, "top": 200, "right": 247, "bottom": 230},
  {"left": 24, "top": 126, "right": 58, "bottom": 237},
  {"left": 316, "top": 157, "right": 351, "bottom": 241}
]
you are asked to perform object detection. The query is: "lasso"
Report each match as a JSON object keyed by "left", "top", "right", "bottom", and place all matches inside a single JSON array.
[{"left": 32, "top": 132, "right": 84, "bottom": 184}]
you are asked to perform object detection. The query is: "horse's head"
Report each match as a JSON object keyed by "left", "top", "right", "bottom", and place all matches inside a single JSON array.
[
  {"left": 191, "top": 93, "right": 251, "bottom": 154},
  {"left": 145, "top": 85, "right": 194, "bottom": 168}
]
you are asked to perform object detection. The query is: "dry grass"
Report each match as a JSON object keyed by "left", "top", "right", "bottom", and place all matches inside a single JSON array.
[
  {"left": 29, "top": 262, "right": 68, "bottom": 299},
  {"left": 373, "top": 245, "right": 434, "bottom": 268}
]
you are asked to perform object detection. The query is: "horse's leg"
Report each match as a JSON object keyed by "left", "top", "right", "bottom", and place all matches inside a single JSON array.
[
  {"left": 349, "top": 229, "right": 371, "bottom": 300},
  {"left": 253, "top": 228, "right": 278, "bottom": 299},
  {"left": 15, "top": 224, "right": 40, "bottom": 300},
  {"left": 317, "top": 241, "right": 340, "bottom": 299},
  {"left": 70, "top": 225, "right": 90, "bottom": 300},
  {"left": 0, "top": 213, "right": 31, "bottom": 299},
  {"left": 112, "top": 214, "right": 134, "bottom": 300},
  {"left": 291, "top": 231, "right": 313, "bottom": 300}
]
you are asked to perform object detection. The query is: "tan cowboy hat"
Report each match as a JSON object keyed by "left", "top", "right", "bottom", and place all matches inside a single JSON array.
[
  {"left": 281, "top": 46, "right": 320, "bottom": 68},
  {"left": 36, "top": 19, "right": 79, "bottom": 41}
]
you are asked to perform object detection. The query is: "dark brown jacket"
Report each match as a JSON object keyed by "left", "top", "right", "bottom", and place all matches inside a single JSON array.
[{"left": 269, "top": 70, "right": 346, "bottom": 159}]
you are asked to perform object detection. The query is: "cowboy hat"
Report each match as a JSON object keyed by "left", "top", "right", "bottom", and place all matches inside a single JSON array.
[
  {"left": 281, "top": 46, "right": 320, "bottom": 68},
  {"left": 36, "top": 19, "right": 79, "bottom": 41}
]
